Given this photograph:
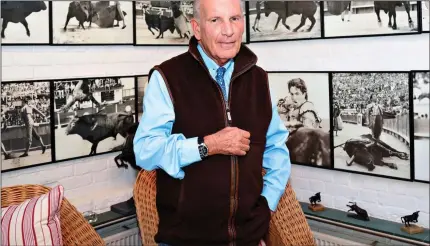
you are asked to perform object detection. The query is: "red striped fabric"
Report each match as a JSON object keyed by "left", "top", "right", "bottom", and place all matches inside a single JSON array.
[{"left": 1, "top": 185, "right": 64, "bottom": 246}]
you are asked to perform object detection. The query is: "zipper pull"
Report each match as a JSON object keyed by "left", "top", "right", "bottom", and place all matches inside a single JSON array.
[{"left": 226, "top": 105, "right": 232, "bottom": 125}]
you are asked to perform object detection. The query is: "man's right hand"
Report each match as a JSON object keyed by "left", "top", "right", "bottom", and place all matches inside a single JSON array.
[{"left": 204, "top": 127, "right": 250, "bottom": 156}]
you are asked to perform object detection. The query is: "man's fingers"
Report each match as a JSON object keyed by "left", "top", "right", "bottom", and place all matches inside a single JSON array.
[
  {"left": 241, "top": 130, "right": 251, "bottom": 138},
  {"left": 240, "top": 137, "right": 250, "bottom": 145}
]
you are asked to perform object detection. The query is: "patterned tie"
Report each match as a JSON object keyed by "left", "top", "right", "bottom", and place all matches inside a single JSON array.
[{"left": 216, "top": 67, "right": 227, "bottom": 101}]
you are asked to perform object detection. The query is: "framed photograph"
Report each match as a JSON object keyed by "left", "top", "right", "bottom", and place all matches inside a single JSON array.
[
  {"left": 136, "top": 75, "right": 149, "bottom": 119},
  {"left": 53, "top": 76, "right": 136, "bottom": 162},
  {"left": 323, "top": 1, "right": 420, "bottom": 39},
  {"left": 134, "top": 1, "right": 248, "bottom": 45},
  {"left": 268, "top": 72, "right": 332, "bottom": 169},
  {"left": 422, "top": 1, "right": 429, "bottom": 32},
  {"left": 331, "top": 72, "right": 412, "bottom": 181},
  {"left": 1, "top": 81, "right": 52, "bottom": 172},
  {"left": 412, "top": 70, "right": 429, "bottom": 183},
  {"left": 51, "top": 1, "right": 134, "bottom": 45},
  {"left": 1, "top": 1, "right": 50, "bottom": 45},
  {"left": 248, "top": 1, "right": 323, "bottom": 43}
]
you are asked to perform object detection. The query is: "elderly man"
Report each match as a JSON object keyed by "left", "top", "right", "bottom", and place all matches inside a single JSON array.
[{"left": 133, "top": 0, "right": 291, "bottom": 245}]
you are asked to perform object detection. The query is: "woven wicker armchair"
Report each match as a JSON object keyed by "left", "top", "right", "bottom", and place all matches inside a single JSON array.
[
  {"left": 1, "top": 184, "right": 106, "bottom": 246},
  {"left": 134, "top": 170, "right": 316, "bottom": 246}
]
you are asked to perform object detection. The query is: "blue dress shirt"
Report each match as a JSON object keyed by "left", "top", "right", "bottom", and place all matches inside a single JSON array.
[{"left": 133, "top": 44, "right": 291, "bottom": 212}]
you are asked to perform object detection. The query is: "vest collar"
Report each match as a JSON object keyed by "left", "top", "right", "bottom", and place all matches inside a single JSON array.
[{"left": 188, "top": 36, "right": 258, "bottom": 80}]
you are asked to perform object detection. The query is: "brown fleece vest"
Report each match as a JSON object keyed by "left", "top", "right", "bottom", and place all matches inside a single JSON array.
[{"left": 149, "top": 37, "right": 272, "bottom": 246}]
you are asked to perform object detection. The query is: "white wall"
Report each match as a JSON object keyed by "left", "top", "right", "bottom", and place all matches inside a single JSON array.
[{"left": 2, "top": 33, "right": 429, "bottom": 228}]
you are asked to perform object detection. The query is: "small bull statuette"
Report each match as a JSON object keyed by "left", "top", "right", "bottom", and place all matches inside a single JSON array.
[
  {"left": 346, "top": 202, "right": 369, "bottom": 221},
  {"left": 400, "top": 211, "right": 424, "bottom": 234},
  {"left": 308, "top": 192, "right": 325, "bottom": 212}
]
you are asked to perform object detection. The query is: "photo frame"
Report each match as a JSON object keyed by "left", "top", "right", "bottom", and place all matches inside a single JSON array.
[
  {"left": 411, "top": 70, "right": 429, "bottom": 183},
  {"left": 330, "top": 71, "right": 414, "bottom": 181},
  {"left": 323, "top": 1, "right": 421, "bottom": 39},
  {"left": 50, "top": 1, "right": 134, "bottom": 45},
  {"left": 247, "top": 1, "right": 324, "bottom": 43},
  {"left": 421, "top": 1, "right": 429, "bottom": 32},
  {"left": 134, "top": 1, "right": 249, "bottom": 46},
  {"left": 1, "top": 80, "right": 53, "bottom": 172},
  {"left": 136, "top": 75, "right": 149, "bottom": 119},
  {"left": 1, "top": 1, "right": 51, "bottom": 45},
  {"left": 267, "top": 71, "right": 333, "bottom": 169},
  {"left": 52, "top": 75, "right": 138, "bottom": 162}
]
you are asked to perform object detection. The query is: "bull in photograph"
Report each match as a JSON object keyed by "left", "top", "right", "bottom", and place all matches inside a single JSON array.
[
  {"left": 1, "top": 1, "right": 47, "bottom": 38},
  {"left": 374, "top": 1, "right": 414, "bottom": 30},
  {"left": 65, "top": 111, "right": 134, "bottom": 155}
]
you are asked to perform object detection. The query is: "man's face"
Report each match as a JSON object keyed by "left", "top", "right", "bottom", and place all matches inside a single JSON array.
[{"left": 191, "top": 0, "right": 244, "bottom": 65}]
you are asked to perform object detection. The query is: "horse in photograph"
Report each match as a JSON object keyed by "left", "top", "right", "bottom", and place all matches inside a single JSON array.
[
  {"left": 262, "top": 1, "right": 318, "bottom": 32},
  {"left": 1, "top": 1, "right": 47, "bottom": 39},
  {"left": 374, "top": 1, "right": 414, "bottom": 30},
  {"left": 326, "top": 1, "right": 352, "bottom": 22},
  {"left": 63, "top": 1, "right": 97, "bottom": 31},
  {"left": 64, "top": 110, "right": 134, "bottom": 156},
  {"left": 91, "top": 2, "right": 128, "bottom": 28}
]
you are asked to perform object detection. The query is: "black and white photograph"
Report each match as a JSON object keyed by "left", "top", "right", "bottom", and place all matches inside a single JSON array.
[
  {"left": 136, "top": 75, "right": 149, "bottom": 119},
  {"left": 134, "top": 1, "right": 248, "bottom": 45},
  {"left": 53, "top": 76, "right": 136, "bottom": 161},
  {"left": 248, "top": 1, "right": 322, "bottom": 42},
  {"left": 1, "top": 81, "right": 52, "bottom": 172},
  {"left": 1, "top": 1, "right": 50, "bottom": 45},
  {"left": 331, "top": 72, "right": 412, "bottom": 180},
  {"left": 323, "top": 1, "right": 419, "bottom": 38},
  {"left": 51, "top": 1, "right": 134, "bottom": 45},
  {"left": 422, "top": 1, "right": 429, "bottom": 32},
  {"left": 268, "top": 72, "right": 332, "bottom": 168},
  {"left": 412, "top": 71, "right": 429, "bottom": 182}
]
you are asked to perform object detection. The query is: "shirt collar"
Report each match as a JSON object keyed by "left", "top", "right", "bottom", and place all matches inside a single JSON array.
[{"left": 197, "top": 43, "right": 233, "bottom": 74}]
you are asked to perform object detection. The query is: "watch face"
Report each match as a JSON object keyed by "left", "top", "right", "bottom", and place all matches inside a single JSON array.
[{"left": 199, "top": 144, "right": 208, "bottom": 157}]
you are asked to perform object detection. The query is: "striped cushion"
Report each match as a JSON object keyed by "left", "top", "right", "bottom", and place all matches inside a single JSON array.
[{"left": 1, "top": 185, "right": 64, "bottom": 246}]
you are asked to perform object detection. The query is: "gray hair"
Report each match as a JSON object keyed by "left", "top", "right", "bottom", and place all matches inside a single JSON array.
[{"left": 193, "top": 0, "right": 245, "bottom": 21}]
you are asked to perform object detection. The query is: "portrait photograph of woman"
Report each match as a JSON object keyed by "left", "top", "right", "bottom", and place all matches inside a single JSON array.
[{"left": 268, "top": 72, "right": 332, "bottom": 168}]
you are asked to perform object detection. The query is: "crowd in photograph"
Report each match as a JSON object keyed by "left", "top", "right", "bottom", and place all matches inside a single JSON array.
[
  {"left": 54, "top": 78, "right": 123, "bottom": 99},
  {"left": 333, "top": 73, "right": 409, "bottom": 116},
  {"left": 1, "top": 83, "right": 50, "bottom": 127}
]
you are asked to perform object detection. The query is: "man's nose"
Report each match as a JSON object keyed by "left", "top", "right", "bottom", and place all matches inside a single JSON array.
[{"left": 221, "top": 21, "right": 234, "bottom": 36}]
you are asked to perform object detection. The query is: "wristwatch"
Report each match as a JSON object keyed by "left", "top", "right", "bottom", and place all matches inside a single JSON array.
[{"left": 198, "top": 136, "right": 209, "bottom": 159}]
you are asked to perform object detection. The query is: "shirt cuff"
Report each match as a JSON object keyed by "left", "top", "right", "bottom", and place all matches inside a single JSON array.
[
  {"left": 261, "top": 186, "right": 283, "bottom": 212},
  {"left": 179, "top": 137, "right": 202, "bottom": 168}
]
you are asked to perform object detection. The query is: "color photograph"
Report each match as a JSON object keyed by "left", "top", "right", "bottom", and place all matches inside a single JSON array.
[
  {"left": 53, "top": 77, "right": 136, "bottom": 161},
  {"left": 248, "top": 1, "right": 322, "bottom": 42},
  {"left": 323, "top": 1, "right": 419, "bottom": 38},
  {"left": 331, "top": 72, "right": 412, "bottom": 180},
  {"left": 412, "top": 71, "right": 429, "bottom": 182},
  {"left": 1, "top": 81, "right": 52, "bottom": 172},
  {"left": 134, "top": 1, "right": 248, "bottom": 45},
  {"left": 51, "top": 1, "right": 134, "bottom": 44},
  {"left": 268, "top": 72, "right": 331, "bottom": 168},
  {"left": 1, "top": 1, "right": 50, "bottom": 45},
  {"left": 422, "top": 1, "right": 429, "bottom": 32},
  {"left": 136, "top": 75, "right": 149, "bottom": 119}
]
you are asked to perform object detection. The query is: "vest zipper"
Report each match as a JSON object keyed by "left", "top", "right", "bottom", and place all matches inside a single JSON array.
[{"left": 190, "top": 51, "right": 254, "bottom": 245}]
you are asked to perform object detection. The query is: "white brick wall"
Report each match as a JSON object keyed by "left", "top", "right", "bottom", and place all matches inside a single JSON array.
[{"left": 2, "top": 33, "right": 429, "bottom": 228}]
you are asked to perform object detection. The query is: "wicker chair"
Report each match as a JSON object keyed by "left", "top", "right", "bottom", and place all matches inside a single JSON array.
[
  {"left": 134, "top": 170, "right": 316, "bottom": 246},
  {"left": 1, "top": 184, "right": 106, "bottom": 246}
]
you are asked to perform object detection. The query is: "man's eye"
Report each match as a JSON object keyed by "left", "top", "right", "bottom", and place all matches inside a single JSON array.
[{"left": 211, "top": 18, "right": 217, "bottom": 23}]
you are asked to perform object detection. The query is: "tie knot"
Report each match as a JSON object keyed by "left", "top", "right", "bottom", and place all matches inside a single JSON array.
[{"left": 216, "top": 67, "right": 226, "bottom": 77}]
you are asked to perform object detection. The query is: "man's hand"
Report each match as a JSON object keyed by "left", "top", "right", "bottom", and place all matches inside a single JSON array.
[{"left": 204, "top": 126, "right": 250, "bottom": 156}]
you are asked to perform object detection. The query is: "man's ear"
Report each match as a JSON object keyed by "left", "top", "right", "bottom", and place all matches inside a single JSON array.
[{"left": 191, "top": 19, "right": 201, "bottom": 40}]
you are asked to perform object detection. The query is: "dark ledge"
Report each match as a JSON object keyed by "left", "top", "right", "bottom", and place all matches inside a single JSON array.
[
  {"left": 90, "top": 210, "right": 137, "bottom": 230},
  {"left": 89, "top": 202, "right": 429, "bottom": 244},
  {"left": 300, "top": 202, "right": 430, "bottom": 244}
]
